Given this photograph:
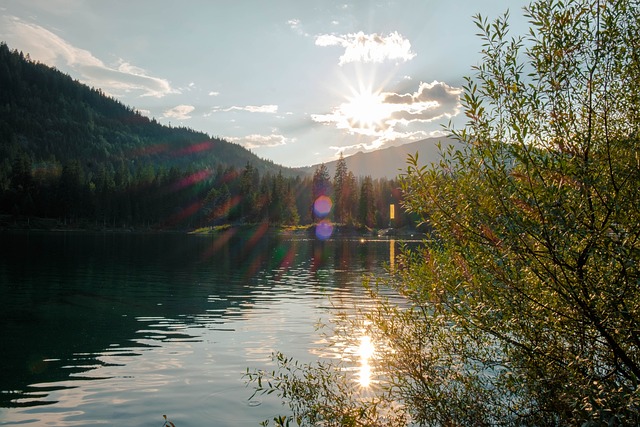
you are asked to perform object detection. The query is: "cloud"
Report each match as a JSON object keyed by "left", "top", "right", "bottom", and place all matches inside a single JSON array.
[
  {"left": 315, "top": 31, "right": 416, "bottom": 65},
  {"left": 208, "top": 91, "right": 220, "bottom": 96},
  {"left": 1, "top": 16, "right": 176, "bottom": 97},
  {"left": 288, "top": 18, "right": 309, "bottom": 37},
  {"left": 227, "top": 133, "right": 290, "bottom": 149},
  {"left": 239, "top": 105, "right": 278, "bottom": 113},
  {"left": 384, "top": 81, "right": 461, "bottom": 122},
  {"left": 163, "top": 105, "right": 195, "bottom": 120},
  {"left": 311, "top": 80, "right": 461, "bottom": 148},
  {"left": 211, "top": 105, "right": 278, "bottom": 114}
]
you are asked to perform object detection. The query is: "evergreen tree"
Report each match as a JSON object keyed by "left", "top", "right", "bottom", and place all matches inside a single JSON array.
[
  {"left": 57, "top": 159, "right": 85, "bottom": 222},
  {"left": 358, "top": 176, "right": 375, "bottom": 228},
  {"left": 343, "top": 171, "right": 357, "bottom": 225},
  {"left": 311, "top": 164, "right": 331, "bottom": 221},
  {"left": 239, "top": 162, "right": 260, "bottom": 222},
  {"left": 333, "top": 153, "right": 348, "bottom": 223},
  {"left": 282, "top": 179, "right": 300, "bottom": 226},
  {"left": 92, "top": 164, "right": 114, "bottom": 226},
  {"left": 9, "top": 151, "right": 34, "bottom": 194},
  {"left": 257, "top": 174, "right": 272, "bottom": 221},
  {"left": 269, "top": 172, "right": 284, "bottom": 224}
]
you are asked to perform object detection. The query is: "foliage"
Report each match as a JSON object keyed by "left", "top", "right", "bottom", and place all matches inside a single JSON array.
[
  {"left": 162, "top": 414, "right": 176, "bottom": 427},
  {"left": 333, "top": 153, "right": 356, "bottom": 224},
  {"left": 246, "top": 0, "right": 640, "bottom": 425},
  {"left": 400, "top": 0, "right": 640, "bottom": 422},
  {"left": 358, "top": 176, "right": 376, "bottom": 228},
  {"left": 246, "top": 350, "right": 408, "bottom": 427}
]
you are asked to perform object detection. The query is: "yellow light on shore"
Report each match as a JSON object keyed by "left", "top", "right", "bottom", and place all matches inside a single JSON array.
[{"left": 389, "top": 204, "right": 395, "bottom": 220}]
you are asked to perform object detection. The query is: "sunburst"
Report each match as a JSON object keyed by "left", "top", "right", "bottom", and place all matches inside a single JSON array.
[{"left": 341, "top": 89, "right": 390, "bottom": 132}]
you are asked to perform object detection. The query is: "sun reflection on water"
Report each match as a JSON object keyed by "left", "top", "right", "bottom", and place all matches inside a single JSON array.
[{"left": 357, "top": 335, "right": 375, "bottom": 388}]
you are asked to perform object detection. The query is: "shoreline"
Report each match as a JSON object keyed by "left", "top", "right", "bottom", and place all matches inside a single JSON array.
[{"left": 1, "top": 214, "right": 422, "bottom": 239}]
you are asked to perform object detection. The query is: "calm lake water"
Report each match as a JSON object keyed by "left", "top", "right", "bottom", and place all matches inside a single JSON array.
[{"left": 0, "top": 229, "right": 405, "bottom": 426}]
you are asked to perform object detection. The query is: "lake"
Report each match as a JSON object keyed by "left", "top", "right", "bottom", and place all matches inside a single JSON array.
[{"left": 0, "top": 229, "right": 406, "bottom": 426}]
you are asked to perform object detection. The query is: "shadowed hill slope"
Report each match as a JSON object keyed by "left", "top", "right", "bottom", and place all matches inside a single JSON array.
[{"left": 0, "top": 42, "right": 300, "bottom": 178}]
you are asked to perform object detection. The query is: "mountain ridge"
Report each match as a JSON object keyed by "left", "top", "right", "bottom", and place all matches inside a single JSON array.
[{"left": 299, "top": 136, "right": 460, "bottom": 179}]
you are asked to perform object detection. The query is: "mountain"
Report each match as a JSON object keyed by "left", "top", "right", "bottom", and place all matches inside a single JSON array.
[
  {"left": 0, "top": 42, "right": 299, "bottom": 178},
  {"left": 300, "top": 137, "right": 461, "bottom": 179}
]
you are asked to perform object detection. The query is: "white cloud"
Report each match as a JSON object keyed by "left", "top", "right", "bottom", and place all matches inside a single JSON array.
[
  {"left": 208, "top": 91, "right": 220, "bottom": 96},
  {"left": 315, "top": 31, "right": 416, "bottom": 65},
  {"left": 1, "top": 16, "right": 176, "bottom": 98},
  {"left": 242, "top": 105, "right": 278, "bottom": 113},
  {"left": 227, "top": 133, "right": 290, "bottom": 149},
  {"left": 163, "top": 105, "right": 195, "bottom": 120},
  {"left": 288, "top": 18, "right": 309, "bottom": 37},
  {"left": 211, "top": 105, "right": 278, "bottom": 114},
  {"left": 311, "top": 80, "right": 461, "bottom": 148},
  {"left": 383, "top": 80, "right": 462, "bottom": 123}
]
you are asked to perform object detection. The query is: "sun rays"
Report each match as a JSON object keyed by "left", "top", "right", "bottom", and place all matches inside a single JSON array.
[{"left": 342, "top": 89, "right": 390, "bottom": 132}]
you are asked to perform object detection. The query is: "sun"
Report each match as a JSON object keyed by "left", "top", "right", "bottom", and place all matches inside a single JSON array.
[{"left": 341, "top": 89, "right": 389, "bottom": 132}]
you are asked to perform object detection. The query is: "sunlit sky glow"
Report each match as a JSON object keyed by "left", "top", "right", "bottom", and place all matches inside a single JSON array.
[{"left": 0, "top": 0, "right": 528, "bottom": 168}]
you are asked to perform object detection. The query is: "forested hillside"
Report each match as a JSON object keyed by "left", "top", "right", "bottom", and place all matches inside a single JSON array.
[
  {"left": 0, "top": 42, "right": 291, "bottom": 176},
  {"left": 0, "top": 42, "right": 414, "bottom": 231}
]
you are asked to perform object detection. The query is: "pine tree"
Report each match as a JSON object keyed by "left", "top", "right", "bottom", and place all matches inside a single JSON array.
[
  {"left": 333, "top": 153, "right": 348, "bottom": 223},
  {"left": 311, "top": 164, "right": 331, "bottom": 221},
  {"left": 358, "top": 176, "right": 375, "bottom": 228},
  {"left": 239, "top": 162, "right": 260, "bottom": 222}
]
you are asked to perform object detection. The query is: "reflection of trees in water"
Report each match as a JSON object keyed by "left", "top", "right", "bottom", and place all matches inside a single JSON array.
[
  {"left": 0, "top": 231, "right": 395, "bottom": 408},
  {"left": 1, "top": 231, "right": 261, "bottom": 407}
]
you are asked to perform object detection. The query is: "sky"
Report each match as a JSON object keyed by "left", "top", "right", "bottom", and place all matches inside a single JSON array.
[{"left": 0, "top": 0, "right": 530, "bottom": 168}]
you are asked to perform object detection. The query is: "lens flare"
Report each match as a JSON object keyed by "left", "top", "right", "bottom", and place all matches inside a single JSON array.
[
  {"left": 170, "top": 169, "right": 213, "bottom": 192},
  {"left": 163, "top": 201, "right": 202, "bottom": 227},
  {"left": 130, "top": 143, "right": 169, "bottom": 157},
  {"left": 315, "top": 220, "right": 333, "bottom": 240},
  {"left": 174, "top": 140, "right": 216, "bottom": 156},
  {"left": 313, "top": 195, "right": 332, "bottom": 218},
  {"left": 200, "top": 228, "right": 237, "bottom": 261}
]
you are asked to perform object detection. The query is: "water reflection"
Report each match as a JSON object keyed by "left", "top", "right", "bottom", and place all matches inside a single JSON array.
[
  {"left": 389, "top": 239, "right": 396, "bottom": 271},
  {"left": 357, "top": 335, "right": 375, "bottom": 388},
  {"left": 0, "top": 230, "right": 408, "bottom": 426}
]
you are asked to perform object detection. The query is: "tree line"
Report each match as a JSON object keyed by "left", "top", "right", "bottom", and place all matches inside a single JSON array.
[{"left": 1, "top": 149, "right": 413, "bottom": 230}]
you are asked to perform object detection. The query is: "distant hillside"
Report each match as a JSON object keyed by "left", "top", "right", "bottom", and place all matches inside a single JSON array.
[
  {"left": 0, "top": 42, "right": 298, "bottom": 178},
  {"left": 300, "top": 137, "right": 461, "bottom": 179}
]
